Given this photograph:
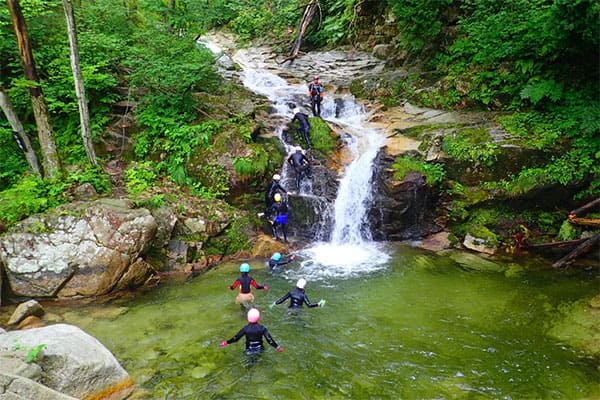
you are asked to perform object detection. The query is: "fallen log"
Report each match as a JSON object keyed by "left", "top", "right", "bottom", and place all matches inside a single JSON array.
[
  {"left": 569, "top": 197, "right": 600, "bottom": 218},
  {"left": 567, "top": 217, "right": 600, "bottom": 227},
  {"left": 281, "top": 0, "right": 321, "bottom": 65},
  {"left": 552, "top": 233, "right": 600, "bottom": 269},
  {"left": 522, "top": 238, "right": 587, "bottom": 251}
]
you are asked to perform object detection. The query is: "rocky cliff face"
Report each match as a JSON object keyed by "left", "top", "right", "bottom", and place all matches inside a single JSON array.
[{"left": 368, "top": 150, "right": 442, "bottom": 240}]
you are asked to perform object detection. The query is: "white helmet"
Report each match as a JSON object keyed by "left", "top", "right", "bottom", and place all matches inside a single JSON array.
[
  {"left": 296, "top": 278, "right": 306, "bottom": 289},
  {"left": 273, "top": 174, "right": 281, "bottom": 181},
  {"left": 295, "top": 146, "right": 303, "bottom": 152},
  {"left": 293, "top": 107, "right": 300, "bottom": 114}
]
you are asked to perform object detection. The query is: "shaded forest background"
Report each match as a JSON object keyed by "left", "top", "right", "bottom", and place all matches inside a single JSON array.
[{"left": 0, "top": 0, "right": 598, "bottom": 247}]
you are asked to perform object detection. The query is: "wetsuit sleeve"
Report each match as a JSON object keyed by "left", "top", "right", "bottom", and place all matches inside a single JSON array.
[
  {"left": 227, "top": 326, "right": 247, "bottom": 344},
  {"left": 303, "top": 293, "right": 319, "bottom": 308},
  {"left": 291, "top": 114, "right": 298, "bottom": 123},
  {"left": 250, "top": 279, "right": 265, "bottom": 290},
  {"left": 275, "top": 292, "right": 291, "bottom": 305},
  {"left": 230, "top": 279, "right": 241, "bottom": 290},
  {"left": 262, "top": 326, "right": 279, "bottom": 348}
]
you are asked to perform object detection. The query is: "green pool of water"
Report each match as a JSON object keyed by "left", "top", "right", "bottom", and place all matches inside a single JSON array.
[{"left": 54, "top": 244, "right": 599, "bottom": 399}]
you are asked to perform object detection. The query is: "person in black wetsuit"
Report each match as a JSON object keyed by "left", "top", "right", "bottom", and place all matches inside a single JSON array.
[
  {"left": 271, "top": 278, "right": 325, "bottom": 309},
  {"left": 220, "top": 308, "right": 284, "bottom": 355},
  {"left": 268, "top": 252, "right": 296, "bottom": 272},
  {"left": 265, "top": 173, "right": 290, "bottom": 208},
  {"left": 229, "top": 263, "right": 269, "bottom": 308},
  {"left": 287, "top": 146, "right": 311, "bottom": 189},
  {"left": 291, "top": 108, "right": 312, "bottom": 148},
  {"left": 264, "top": 192, "right": 289, "bottom": 242}
]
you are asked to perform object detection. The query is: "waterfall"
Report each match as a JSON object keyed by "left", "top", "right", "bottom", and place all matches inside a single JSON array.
[{"left": 204, "top": 38, "right": 391, "bottom": 279}]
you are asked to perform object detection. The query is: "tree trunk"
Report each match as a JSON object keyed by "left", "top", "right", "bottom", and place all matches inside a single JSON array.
[
  {"left": 0, "top": 88, "right": 42, "bottom": 176},
  {"left": 569, "top": 198, "right": 600, "bottom": 218},
  {"left": 63, "top": 0, "right": 98, "bottom": 167},
  {"left": 6, "top": 0, "right": 61, "bottom": 179},
  {"left": 552, "top": 233, "right": 600, "bottom": 269},
  {"left": 282, "top": 0, "right": 320, "bottom": 64}
]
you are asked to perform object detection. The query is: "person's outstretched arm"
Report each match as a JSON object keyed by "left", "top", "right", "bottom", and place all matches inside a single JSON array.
[{"left": 274, "top": 292, "right": 291, "bottom": 305}]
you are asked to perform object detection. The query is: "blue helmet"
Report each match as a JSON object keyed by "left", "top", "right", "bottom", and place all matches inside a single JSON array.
[
  {"left": 240, "top": 263, "right": 250, "bottom": 273},
  {"left": 271, "top": 252, "right": 282, "bottom": 261}
]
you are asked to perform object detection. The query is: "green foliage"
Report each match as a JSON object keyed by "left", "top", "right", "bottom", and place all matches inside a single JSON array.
[
  {"left": 135, "top": 120, "right": 221, "bottom": 186},
  {"left": 133, "top": 193, "right": 169, "bottom": 210},
  {"left": 63, "top": 166, "right": 112, "bottom": 194},
  {"left": 0, "top": 127, "right": 30, "bottom": 190},
  {"left": 557, "top": 220, "right": 579, "bottom": 241},
  {"left": 233, "top": 145, "right": 269, "bottom": 179},
  {"left": 307, "top": 117, "right": 336, "bottom": 153},
  {"left": 435, "top": 0, "right": 599, "bottom": 109},
  {"left": 0, "top": 165, "right": 110, "bottom": 226},
  {"left": 391, "top": 156, "right": 446, "bottom": 186},
  {"left": 389, "top": 0, "right": 454, "bottom": 51},
  {"left": 25, "top": 344, "right": 46, "bottom": 364},
  {"left": 0, "top": 176, "right": 50, "bottom": 225},
  {"left": 191, "top": 164, "right": 230, "bottom": 199},
  {"left": 495, "top": 96, "right": 599, "bottom": 198},
  {"left": 443, "top": 129, "right": 498, "bottom": 167},
  {"left": 125, "top": 161, "right": 158, "bottom": 198}
]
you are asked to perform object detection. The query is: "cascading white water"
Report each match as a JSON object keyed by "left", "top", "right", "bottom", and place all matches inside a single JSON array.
[{"left": 204, "top": 40, "right": 390, "bottom": 279}]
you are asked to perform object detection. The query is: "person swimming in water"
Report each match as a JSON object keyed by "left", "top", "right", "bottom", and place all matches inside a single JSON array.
[
  {"left": 229, "top": 263, "right": 269, "bottom": 308},
  {"left": 220, "top": 308, "right": 284, "bottom": 355},
  {"left": 268, "top": 252, "right": 296, "bottom": 272},
  {"left": 271, "top": 278, "right": 325, "bottom": 309}
]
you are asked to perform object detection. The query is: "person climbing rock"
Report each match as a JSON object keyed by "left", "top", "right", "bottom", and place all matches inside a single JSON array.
[
  {"left": 308, "top": 75, "right": 324, "bottom": 117},
  {"left": 291, "top": 108, "right": 312, "bottom": 148},
  {"left": 264, "top": 192, "right": 289, "bottom": 242},
  {"left": 220, "top": 308, "right": 283, "bottom": 355},
  {"left": 268, "top": 252, "right": 296, "bottom": 272},
  {"left": 229, "top": 263, "right": 269, "bottom": 308},
  {"left": 265, "top": 173, "right": 291, "bottom": 208},
  {"left": 287, "top": 146, "right": 311, "bottom": 189},
  {"left": 271, "top": 278, "right": 325, "bottom": 309}
]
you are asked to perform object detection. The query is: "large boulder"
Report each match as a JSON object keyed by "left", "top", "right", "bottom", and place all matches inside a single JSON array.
[
  {"left": 0, "top": 372, "right": 77, "bottom": 400},
  {"left": 368, "top": 150, "right": 442, "bottom": 240},
  {"left": 0, "top": 324, "right": 133, "bottom": 400},
  {"left": 0, "top": 199, "right": 157, "bottom": 299}
]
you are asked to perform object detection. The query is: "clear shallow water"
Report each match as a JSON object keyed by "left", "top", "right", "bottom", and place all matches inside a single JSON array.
[{"left": 52, "top": 245, "right": 599, "bottom": 399}]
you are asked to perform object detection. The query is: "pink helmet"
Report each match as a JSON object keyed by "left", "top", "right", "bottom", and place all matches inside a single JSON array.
[{"left": 247, "top": 308, "right": 260, "bottom": 323}]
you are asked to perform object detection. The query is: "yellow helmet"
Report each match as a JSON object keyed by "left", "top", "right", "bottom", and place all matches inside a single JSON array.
[{"left": 274, "top": 193, "right": 282, "bottom": 202}]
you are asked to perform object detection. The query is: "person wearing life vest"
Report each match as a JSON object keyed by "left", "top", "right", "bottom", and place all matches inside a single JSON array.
[
  {"left": 291, "top": 108, "right": 312, "bottom": 148},
  {"left": 308, "top": 76, "right": 324, "bottom": 117},
  {"left": 264, "top": 192, "right": 289, "bottom": 242},
  {"left": 268, "top": 252, "right": 296, "bottom": 272},
  {"left": 229, "top": 263, "right": 269, "bottom": 308},
  {"left": 220, "top": 308, "right": 284, "bottom": 355},
  {"left": 271, "top": 278, "right": 325, "bottom": 309}
]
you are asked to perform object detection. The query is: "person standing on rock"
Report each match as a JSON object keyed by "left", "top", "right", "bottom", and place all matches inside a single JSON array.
[
  {"left": 229, "top": 263, "right": 269, "bottom": 309},
  {"left": 220, "top": 308, "right": 283, "bottom": 355},
  {"left": 308, "top": 75, "right": 324, "bottom": 117}
]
